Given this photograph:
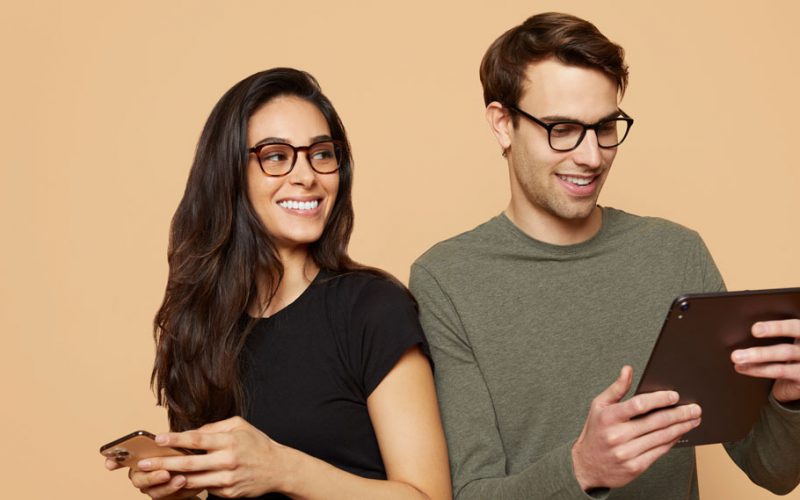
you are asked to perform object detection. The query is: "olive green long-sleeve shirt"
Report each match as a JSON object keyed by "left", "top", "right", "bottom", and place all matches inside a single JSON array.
[{"left": 410, "top": 208, "right": 800, "bottom": 499}]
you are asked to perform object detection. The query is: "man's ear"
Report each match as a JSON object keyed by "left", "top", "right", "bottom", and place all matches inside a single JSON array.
[{"left": 485, "top": 101, "right": 513, "bottom": 154}]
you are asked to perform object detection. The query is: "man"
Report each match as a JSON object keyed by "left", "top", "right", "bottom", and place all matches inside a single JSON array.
[{"left": 410, "top": 12, "right": 800, "bottom": 499}]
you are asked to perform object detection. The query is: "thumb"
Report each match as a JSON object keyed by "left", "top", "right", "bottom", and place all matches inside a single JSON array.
[
  {"left": 595, "top": 365, "right": 633, "bottom": 406},
  {"left": 104, "top": 458, "right": 122, "bottom": 470}
]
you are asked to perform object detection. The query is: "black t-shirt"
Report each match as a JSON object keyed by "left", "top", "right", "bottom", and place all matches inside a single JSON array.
[{"left": 208, "top": 270, "right": 430, "bottom": 500}]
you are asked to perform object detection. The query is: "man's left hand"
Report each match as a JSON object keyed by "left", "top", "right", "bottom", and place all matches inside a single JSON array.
[{"left": 732, "top": 319, "right": 800, "bottom": 403}]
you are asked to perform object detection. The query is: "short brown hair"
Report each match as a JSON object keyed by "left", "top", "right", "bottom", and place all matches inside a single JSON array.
[{"left": 480, "top": 12, "right": 629, "bottom": 109}]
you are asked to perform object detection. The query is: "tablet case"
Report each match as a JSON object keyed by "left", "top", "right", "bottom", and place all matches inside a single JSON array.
[{"left": 634, "top": 287, "right": 800, "bottom": 446}]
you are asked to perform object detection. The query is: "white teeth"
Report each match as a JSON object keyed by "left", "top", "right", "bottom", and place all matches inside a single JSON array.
[
  {"left": 279, "top": 200, "right": 320, "bottom": 211},
  {"left": 559, "top": 175, "right": 593, "bottom": 186}
]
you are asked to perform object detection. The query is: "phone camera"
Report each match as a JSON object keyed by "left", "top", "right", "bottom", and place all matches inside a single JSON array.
[
  {"left": 110, "top": 448, "right": 130, "bottom": 462},
  {"left": 679, "top": 301, "right": 690, "bottom": 312}
]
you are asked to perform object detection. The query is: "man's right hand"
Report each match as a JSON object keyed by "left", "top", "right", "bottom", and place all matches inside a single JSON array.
[{"left": 571, "top": 365, "right": 701, "bottom": 491}]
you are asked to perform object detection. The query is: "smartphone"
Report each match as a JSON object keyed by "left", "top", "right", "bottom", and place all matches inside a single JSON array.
[{"left": 100, "top": 430, "right": 200, "bottom": 470}]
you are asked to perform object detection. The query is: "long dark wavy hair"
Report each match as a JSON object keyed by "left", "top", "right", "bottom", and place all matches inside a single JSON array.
[{"left": 152, "top": 68, "right": 378, "bottom": 431}]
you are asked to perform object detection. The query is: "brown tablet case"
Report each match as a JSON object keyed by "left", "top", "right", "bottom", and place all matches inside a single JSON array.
[{"left": 634, "top": 287, "right": 800, "bottom": 446}]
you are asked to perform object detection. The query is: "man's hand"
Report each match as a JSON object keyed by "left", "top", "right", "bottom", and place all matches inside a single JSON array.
[
  {"left": 571, "top": 366, "right": 702, "bottom": 491},
  {"left": 732, "top": 319, "right": 800, "bottom": 403}
]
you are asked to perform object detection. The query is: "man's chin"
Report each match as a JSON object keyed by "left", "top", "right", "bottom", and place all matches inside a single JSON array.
[{"left": 552, "top": 201, "right": 600, "bottom": 223}]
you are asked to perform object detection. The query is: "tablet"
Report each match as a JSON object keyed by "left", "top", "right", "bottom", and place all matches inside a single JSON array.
[{"left": 634, "top": 287, "right": 800, "bottom": 447}]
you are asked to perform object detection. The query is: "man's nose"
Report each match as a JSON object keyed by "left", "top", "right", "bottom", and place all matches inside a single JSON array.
[{"left": 572, "top": 130, "right": 602, "bottom": 169}]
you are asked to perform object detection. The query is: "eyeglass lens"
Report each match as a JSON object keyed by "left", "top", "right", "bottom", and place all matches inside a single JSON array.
[
  {"left": 550, "top": 119, "right": 630, "bottom": 151},
  {"left": 255, "top": 141, "right": 341, "bottom": 176}
]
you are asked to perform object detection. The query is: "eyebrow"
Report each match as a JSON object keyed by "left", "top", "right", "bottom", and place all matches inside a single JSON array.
[
  {"left": 253, "top": 134, "right": 333, "bottom": 148},
  {"left": 540, "top": 110, "right": 623, "bottom": 123}
]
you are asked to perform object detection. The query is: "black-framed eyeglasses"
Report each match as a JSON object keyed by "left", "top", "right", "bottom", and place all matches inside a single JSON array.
[
  {"left": 248, "top": 140, "right": 344, "bottom": 177},
  {"left": 507, "top": 105, "right": 634, "bottom": 152}
]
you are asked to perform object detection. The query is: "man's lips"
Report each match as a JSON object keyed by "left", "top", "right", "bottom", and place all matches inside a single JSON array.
[{"left": 556, "top": 173, "right": 600, "bottom": 196}]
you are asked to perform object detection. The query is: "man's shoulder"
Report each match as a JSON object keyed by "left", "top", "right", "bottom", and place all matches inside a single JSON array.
[
  {"left": 605, "top": 207, "right": 704, "bottom": 246},
  {"left": 413, "top": 215, "right": 504, "bottom": 273}
]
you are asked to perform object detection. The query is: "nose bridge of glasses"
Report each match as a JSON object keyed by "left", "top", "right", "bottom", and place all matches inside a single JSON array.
[
  {"left": 286, "top": 146, "right": 318, "bottom": 179},
  {"left": 294, "top": 145, "right": 314, "bottom": 167},
  {"left": 571, "top": 126, "right": 603, "bottom": 160}
]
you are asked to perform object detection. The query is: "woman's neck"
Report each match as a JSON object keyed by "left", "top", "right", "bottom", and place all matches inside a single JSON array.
[{"left": 252, "top": 246, "right": 319, "bottom": 318}]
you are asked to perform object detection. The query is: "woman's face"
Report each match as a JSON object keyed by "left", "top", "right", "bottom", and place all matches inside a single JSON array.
[{"left": 246, "top": 96, "right": 340, "bottom": 252}]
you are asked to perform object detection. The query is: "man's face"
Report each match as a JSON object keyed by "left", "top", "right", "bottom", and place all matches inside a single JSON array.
[{"left": 505, "top": 59, "right": 620, "bottom": 226}]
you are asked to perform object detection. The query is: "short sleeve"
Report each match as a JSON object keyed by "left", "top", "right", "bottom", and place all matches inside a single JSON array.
[{"left": 347, "top": 277, "right": 431, "bottom": 397}]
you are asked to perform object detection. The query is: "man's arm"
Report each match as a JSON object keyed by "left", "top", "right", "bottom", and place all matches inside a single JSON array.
[
  {"left": 693, "top": 236, "right": 800, "bottom": 494},
  {"left": 725, "top": 319, "right": 800, "bottom": 495},
  {"left": 409, "top": 263, "right": 595, "bottom": 499}
]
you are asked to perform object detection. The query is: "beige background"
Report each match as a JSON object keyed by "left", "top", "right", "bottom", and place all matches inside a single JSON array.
[{"left": 1, "top": 1, "right": 798, "bottom": 498}]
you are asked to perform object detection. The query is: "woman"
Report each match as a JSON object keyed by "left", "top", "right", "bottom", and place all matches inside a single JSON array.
[{"left": 105, "top": 68, "right": 451, "bottom": 499}]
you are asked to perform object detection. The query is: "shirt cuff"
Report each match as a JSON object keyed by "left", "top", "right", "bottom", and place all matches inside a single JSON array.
[
  {"left": 769, "top": 393, "right": 800, "bottom": 413},
  {"left": 562, "top": 441, "right": 611, "bottom": 500}
]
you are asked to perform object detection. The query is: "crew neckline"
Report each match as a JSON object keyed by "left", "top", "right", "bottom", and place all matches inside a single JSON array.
[
  {"left": 247, "top": 269, "right": 326, "bottom": 321},
  {"left": 497, "top": 207, "right": 614, "bottom": 255}
]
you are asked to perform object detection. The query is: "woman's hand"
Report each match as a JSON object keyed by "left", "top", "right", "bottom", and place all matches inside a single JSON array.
[
  {"left": 136, "top": 416, "right": 290, "bottom": 498},
  {"left": 104, "top": 457, "right": 203, "bottom": 499}
]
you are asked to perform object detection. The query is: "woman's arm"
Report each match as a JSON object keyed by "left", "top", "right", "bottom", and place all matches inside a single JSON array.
[
  {"left": 284, "top": 345, "right": 452, "bottom": 500},
  {"left": 135, "top": 346, "right": 452, "bottom": 499}
]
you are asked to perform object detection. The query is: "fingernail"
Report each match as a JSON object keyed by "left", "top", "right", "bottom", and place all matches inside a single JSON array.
[
  {"left": 753, "top": 323, "right": 765, "bottom": 336},
  {"left": 690, "top": 404, "right": 701, "bottom": 418},
  {"left": 155, "top": 434, "right": 168, "bottom": 445},
  {"left": 138, "top": 459, "right": 152, "bottom": 470},
  {"left": 173, "top": 475, "right": 186, "bottom": 486},
  {"left": 733, "top": 351, "right": 748, "bottom": 362},
  {"left": 669, "top": 391, "right": 679, "bottom": 404}
]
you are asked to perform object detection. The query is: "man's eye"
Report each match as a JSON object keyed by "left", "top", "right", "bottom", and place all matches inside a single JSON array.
[
  {"left": 551, "top": 124, "right": 580, "bottom": 137},
  {"left": 598, "top": 122, "right": 617, "bottom": 134}
]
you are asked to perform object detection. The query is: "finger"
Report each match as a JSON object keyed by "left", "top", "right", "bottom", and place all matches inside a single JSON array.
[
  {"left": 139, "top": 450, "right": 227, "bottom": 473},
  {"left": 612, "top": 390, "right": 680, "bottom": 421},
  {"left": 197, "top": 415, "right": 246, "bottom": 433},
  {"left": 621, "top": 416, "right": 701, "bottom": 461},
  {"left": 140, "top": 474, "right": 191, "bottom": 499},
  {"left": 155, "top": 429, "right": 230, "bottom": 452},
  {"left": 130, "top": 469, "right": 172, "bottom": 489},
  {"left": 735, "top": 362, "right": 800, "bottom": 380},
  {"left": 629, "top": 403, "right": 701, "bottom": 439},
  {"left": 105, "top": 458, "right": 121, "bottom": 470},
  {"left": 595, "top": 366, "right": 633, "bottom": 406},
  {"left": 753, "top": 319, "right": 800, "bottom": 339},
  {"left": 621, "top": 437, "right": 684, "bottom": 479},
  {"left": 184, "top": 469, "right": 238, "bottom": 491},
  {"left": 732, "top": 343, "right": 800, "bottom": 365}
]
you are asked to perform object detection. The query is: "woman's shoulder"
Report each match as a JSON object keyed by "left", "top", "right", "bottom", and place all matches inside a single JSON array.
[{"left": 319, "top": 269, "right": 416, "bottom": 313}]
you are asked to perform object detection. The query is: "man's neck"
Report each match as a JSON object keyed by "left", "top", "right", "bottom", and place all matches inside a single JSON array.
[{"left": 504, "top": 203, "right": 603, "bottom": 246}]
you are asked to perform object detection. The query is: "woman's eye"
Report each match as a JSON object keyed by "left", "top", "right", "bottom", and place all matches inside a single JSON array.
[
  {"left": 311, "top": 149, "right": 334, "bottom": 160},
  {"left": 263, "top": 152, "right": 288, "bottom": 162}
]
